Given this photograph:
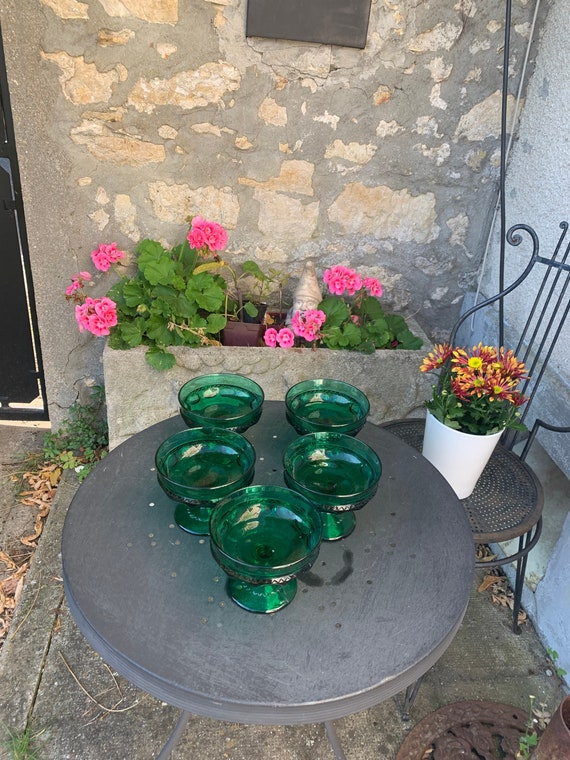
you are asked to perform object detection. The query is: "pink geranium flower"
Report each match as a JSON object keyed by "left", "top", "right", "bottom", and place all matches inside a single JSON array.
[
  {"left": 187, "top": 216, "right": 228, "bottom": 253},
  {"left": 276, "top": 327, "right": 295, "bottom": 348},
  {"left": 75, "top": 296, "right": 118, "bottom": 336},
  {"left": 323, "top": 265, "right": 362, "bottom": 297},
  {"left": 65, "top": 271, "right": 92, "bottom": 296},
  {"left": 264, "top": 326, "right": 295, "bottom": 348},
  {"left": 264, "top": 328, "right": 278, "bottom": 347},
  {"left": 362, "top": 277, "right": 382, "bottom": 297},
  {"left": 91, "top": 243, "right": 125, "bottom": 272},
  {"left": 291, "top": 309, "right": 326, "bottom": 341}
]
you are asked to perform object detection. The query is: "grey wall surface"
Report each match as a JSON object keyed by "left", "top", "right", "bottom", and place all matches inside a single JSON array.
[{"left": 491, "top": 0, "right": 570, "bottom": 686}]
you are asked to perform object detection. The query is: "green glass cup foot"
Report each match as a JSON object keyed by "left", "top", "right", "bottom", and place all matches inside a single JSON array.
[
  {"left": 174, "top": 503, "right": 212, "bottom": 535},
  {"left": 227, "top": 577, "right": 297, "bottom": 613},
  {"left": 320, "top": 511, "right": 356, "bottom": 541}
]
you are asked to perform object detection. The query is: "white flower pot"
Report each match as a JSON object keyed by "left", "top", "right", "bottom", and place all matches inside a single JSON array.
[{"left": 422, "top": 411, "right": 504, "bottom": 499}]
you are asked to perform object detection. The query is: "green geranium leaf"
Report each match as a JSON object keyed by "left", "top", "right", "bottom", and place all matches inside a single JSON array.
[
  {"left": 207, "top": 313, "right": 227, "bottom": 332},
  {"left": 107, "top": 331, "right": 129, "bottom": 350},
  {"left": 359, "top": 296, "right": 385, "bottom": 320},
  {"left": 145, "top": 347, "right": 176, "bottom": 371},
  {"left": 119, "top": 279, "right": 148, "bottom": 309},
  {"left": 385, "top": 314, "right": 423, "bottom": 350},
  {"left": 397, "top": 332, "right": 423, "bottom": 350},
  {"left": 242, "top": 260, "right": 266, "bottom": 280},
  {"left": 367, "top": 327, "right": 391, "bottom": 349},
  {"left": 340, "top": 320, "right": 362, "bottom": 345},
  {"left": 146, "top": 315, "right": 175, "bottom": 345},
  {"left": 176, "top": 239, "right": 198, "bottom": 271},
  {"left": 137, "top": 240, "right": 177, "bottom": 286},
  {"left": 356, "top": 338, "right": 376, "bottom": 354},
  {"left": 114, "top": 320, "right": 144, "bottom": 347},
  {"left": 322, "top": 320, "right": 362, "bottom": 349},
  {"left": 105, "top": 279, "right": 126, "bottom": 305},
  {"left": 173, "top": 293, "right": 199, "bottom": 319},
  {"left": 186, "top": 273, "right": 226, "bottom": 312},
  {"left": 319, "top": 296, "right": 350, "bottom": 325},
  {"left": 150, "top": 285, "right": 178, "bottom": 308}
]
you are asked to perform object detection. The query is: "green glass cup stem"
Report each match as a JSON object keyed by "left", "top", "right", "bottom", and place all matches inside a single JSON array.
[
  {"left": 227, "top": 577, "right": 297, "bottom": 613},
  {"left": 209, "top": 485, "right": 322, "bottom": 613},
  {"left": 319, "top": 511, "right": 357, "bottom": 541},
  {"left": 174, "top": 503, "right": 215, "bottom": 535}
]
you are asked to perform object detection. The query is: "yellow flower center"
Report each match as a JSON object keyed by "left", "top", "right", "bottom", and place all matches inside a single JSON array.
[{"left": 468, "top": 357, "right": 483, "bottom": 370}]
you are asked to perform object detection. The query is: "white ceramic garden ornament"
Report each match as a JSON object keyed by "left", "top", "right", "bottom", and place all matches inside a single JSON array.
[{"left": 287, "top": 262, "right": 323, "bottom": 321}]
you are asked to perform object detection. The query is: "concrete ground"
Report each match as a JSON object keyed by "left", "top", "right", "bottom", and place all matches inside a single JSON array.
[{"left": 0, "top": 422, "right": 568, "bottom": 760}]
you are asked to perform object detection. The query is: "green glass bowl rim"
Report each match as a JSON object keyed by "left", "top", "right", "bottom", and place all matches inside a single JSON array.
[
  {"left": 178, "top": 373, "right": 265, "bottom": 421},
  {"left": 285, "top": 408, "right": 367, "bottom": 435},
  {"left": 209, "top": 484, "right": 322, "bottom": 572},
  {"left": 155, "top": 427, "right": 256, "bottom": 495},
  {"left": 282, "top": 431, "right": 382, "bottom": 500},
  {"left": 285, "top": 378, "right": 370, "bottom": 417}
]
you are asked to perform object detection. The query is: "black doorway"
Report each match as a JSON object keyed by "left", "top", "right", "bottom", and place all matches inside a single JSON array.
[{"left": 0, "top": 25, "right": 48, "bottom": 421}]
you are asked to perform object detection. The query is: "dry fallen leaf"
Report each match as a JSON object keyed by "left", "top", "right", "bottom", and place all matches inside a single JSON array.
[
  {"left": 0, "top": 462, "right": 61, "bottom": 646},
  {"left": 478, "top": 574, "right": 501, "bottom": 593}
]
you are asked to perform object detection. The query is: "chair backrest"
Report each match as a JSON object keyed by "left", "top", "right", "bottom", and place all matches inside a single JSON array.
[{"left": 449, "top": 221, "right": 570, "bottom": 454}]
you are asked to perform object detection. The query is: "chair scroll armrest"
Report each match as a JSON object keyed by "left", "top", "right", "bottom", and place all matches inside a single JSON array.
[{"left": 520, "top": 418, "right": 570, "bottom": 461}]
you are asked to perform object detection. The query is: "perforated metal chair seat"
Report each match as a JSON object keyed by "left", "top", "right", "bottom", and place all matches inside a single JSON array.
[{"left": 382, "top": 419, "right": 543, "bottom": 548}]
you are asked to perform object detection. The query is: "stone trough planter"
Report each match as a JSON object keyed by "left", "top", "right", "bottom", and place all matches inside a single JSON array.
[{"left": 103, "top": 321, "right": 432, "bottom": 450}]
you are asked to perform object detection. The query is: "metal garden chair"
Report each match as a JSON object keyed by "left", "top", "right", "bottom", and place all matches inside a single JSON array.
[{"left": 383, "top": 220, "right": 570, "bottom": 633}]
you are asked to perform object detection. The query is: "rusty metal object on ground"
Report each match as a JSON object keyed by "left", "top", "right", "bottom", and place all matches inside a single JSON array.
[
  {"left": 395, "top": 700, "right": 527, "bottom": 759},
  {"left": 531, "top": 695, "right": 570, "bottom": 760}
]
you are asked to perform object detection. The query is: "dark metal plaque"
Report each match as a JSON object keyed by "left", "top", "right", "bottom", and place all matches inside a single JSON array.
[{"left": 246, "top": 0, "right": 372, "bottom": 49}]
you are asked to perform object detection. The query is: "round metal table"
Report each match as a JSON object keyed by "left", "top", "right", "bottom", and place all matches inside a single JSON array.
[{"left": 62, "top": 402, "right": 475, "bottom": 757}]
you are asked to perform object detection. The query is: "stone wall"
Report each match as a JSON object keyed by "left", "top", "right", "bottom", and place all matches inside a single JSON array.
[{"left": 0, "top": 0, "right": 545, "bottom": 425}]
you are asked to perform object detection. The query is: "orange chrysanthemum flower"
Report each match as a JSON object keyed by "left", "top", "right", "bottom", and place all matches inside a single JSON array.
[
  {"left": 420, "top": 341, "right": 530, "bottom": 434},
  {"left": 420, "top": 343, "right": 453, "bottom": 372}
]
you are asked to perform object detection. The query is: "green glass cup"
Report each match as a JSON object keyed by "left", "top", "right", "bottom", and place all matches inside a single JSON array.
[
  {"left": 209, "top": 485, "right": 322, "bottom": 613},
  {"left": 283, "top": 432, "right": 382, "bottom": 540},
  {"left": 178, "top": 373, "right": 264, "bottom": 433},
  {"left": 285, "top": 379, "right": 369, "bottom": 436},
  {"left": 155, "top": 428, "right": 256, "bottom": 535}
]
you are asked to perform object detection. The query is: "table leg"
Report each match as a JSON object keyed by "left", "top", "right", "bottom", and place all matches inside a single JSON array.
[
  {"left": 158, "top": 714, "right": 347, "bottom": 759},
  {"left": 400, "top": 675, "right": 425, "bottom": 721},
  {"left": 156, "top": 711, "right": 192, "bottom": 759},
  {"left": 325, "top": 720, "right": 348, "bottom": 760}
]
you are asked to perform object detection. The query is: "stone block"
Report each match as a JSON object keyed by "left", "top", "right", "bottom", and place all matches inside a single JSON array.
[{"left": 103, "top": 322, "right": 432, "bottom": 449}]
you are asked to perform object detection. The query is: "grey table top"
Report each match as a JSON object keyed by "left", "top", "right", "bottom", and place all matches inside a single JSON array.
[{"left": 62, "top": 402, "right": 475, "bottom": 725}]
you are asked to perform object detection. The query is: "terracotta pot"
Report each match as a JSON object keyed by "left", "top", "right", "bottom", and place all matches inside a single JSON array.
[
  {"left": 221, "top": 320, "right": 266, "bottom": 347},
  {"left": 532, "top": 695, "right": 570, "bottom": 760}
]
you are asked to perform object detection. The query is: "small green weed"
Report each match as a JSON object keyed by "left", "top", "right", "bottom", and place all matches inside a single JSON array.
[
  {"left": 517, "top": 692, "right": 556, "bottom": 759},
  {"left": 546, "top": 647, "right": 568, "bottom": 678},
  {"left": 2, "top": 725, "right": 45, "bottom": 760},
  {"left": 518, "top": 694, "right": 539, "bottom": 759},
  {"left": 43, "top": 386, "right": 108, "bottom": 482}
]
